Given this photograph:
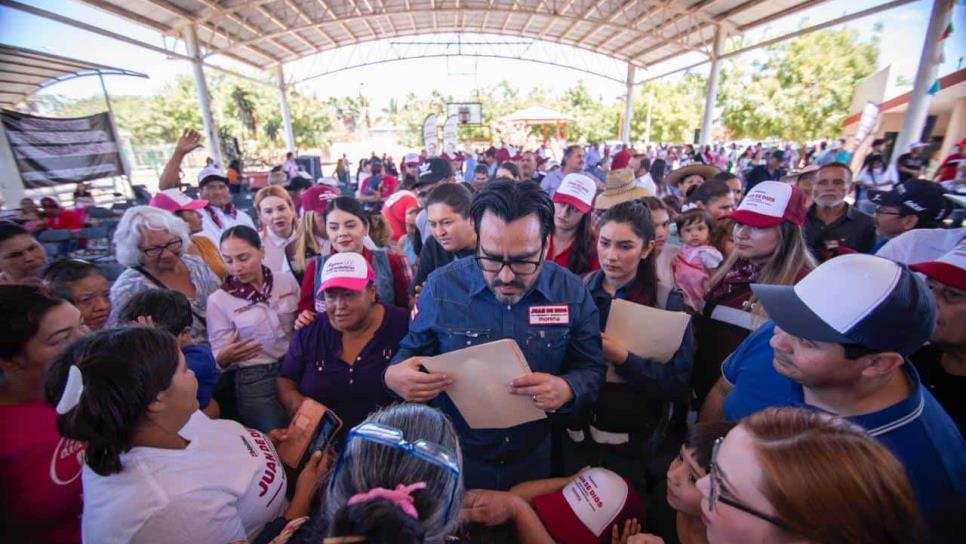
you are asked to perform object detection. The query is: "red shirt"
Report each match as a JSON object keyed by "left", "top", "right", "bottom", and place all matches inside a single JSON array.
[
  {"left": 0, "top": 401, "right": 85, "bottom": 543},
  {"left": 546, "top": 235, "right": 600, "bottom": 275},
  {"left": 46, "top": 209, "right": 84, "bottom": 230},
  {"left": 382, "top": 191, "right": 418, "bottom": 241},
  {"left": 937, "top": 152, "right": 964, "bottom": 182},
  {"left": 360, "top": 175, "right": 398, "bottom": 199}
]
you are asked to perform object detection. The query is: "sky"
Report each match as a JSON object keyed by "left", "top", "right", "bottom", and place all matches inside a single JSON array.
[{"left": 0, "top": 0, "right": 964, "bottom": 111}]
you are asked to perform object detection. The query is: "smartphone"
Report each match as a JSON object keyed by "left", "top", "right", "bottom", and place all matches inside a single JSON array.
[{"left": 277, "top": 399, "right": 343, "bottom": 470}]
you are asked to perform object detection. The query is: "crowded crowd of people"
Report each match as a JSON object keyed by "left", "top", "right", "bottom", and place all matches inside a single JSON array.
[{"left": 1, "top": 131, "right": 964, "bottom": 544}]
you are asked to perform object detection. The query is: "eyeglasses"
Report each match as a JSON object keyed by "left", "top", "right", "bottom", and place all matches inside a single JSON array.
[
  {"left": 475, "top": 248, "right": 543, "bottom": 276},
  {"left": 330, "top": 422, "right": 460, "bottom": 519},
  {"left": 709, "top": 437, "right": 791, "bottom": 530},
  {"left": 140, "top": 238, "right": 183, "bottom": 257},
  {"left": 873, "top": 207, "right": 903, "bottom": 216}
]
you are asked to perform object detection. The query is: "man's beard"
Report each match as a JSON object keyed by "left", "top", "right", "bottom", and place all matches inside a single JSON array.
[
  {"left": 488, "top": 278, "right": 527, "bottom": 305},
  {"left": 814, "top": 196, "right": 845, "bottom": 209}
]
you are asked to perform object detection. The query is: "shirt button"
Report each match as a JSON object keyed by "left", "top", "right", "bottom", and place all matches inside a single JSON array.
[
  {"left": 350, "top": 368, "right": 354, "bottom": 373},
  {"left": 349, "top": 379, "right": 354, "bottom": 384},
  {"left": 504, "top": 436, "right": 511, "bottom": 443}
]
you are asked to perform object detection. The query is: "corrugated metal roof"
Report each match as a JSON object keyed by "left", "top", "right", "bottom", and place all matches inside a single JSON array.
[
  {"left": 0, "top": 44, "right": 148, "bottom": 110},
  {"left": 74, "top": 0, "right": 829, "bottom": 70}
]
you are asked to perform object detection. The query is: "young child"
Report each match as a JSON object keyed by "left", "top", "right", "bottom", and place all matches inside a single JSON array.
[
  {"left": 118, "top": 288, "right": 221, "bottom": 418},
  {"left": 673, "top": 205, "right": 724, "bottom": 310}
]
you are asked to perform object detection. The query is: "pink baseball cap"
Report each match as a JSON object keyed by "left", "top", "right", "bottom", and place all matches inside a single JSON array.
[
  {"left": 149, "top": 189, "right": 208, "bottom": 213},
  {"left": 317, "top": 252, "right": 375, "bottom": 293},
  {"left": 553, "top": 173, "right": 597, "bottom": 214},
  {"left": 724, "top": 180, "right": 806, "bottom": 228},
  {"left": 533, "top": 468, "right": 645, "bottom": 544},
  {"left": 403, "top": 152, "right": 420, "bottom": 166},
  {"left": 301, "top": 185, "right": 339, "bottom": 214}
]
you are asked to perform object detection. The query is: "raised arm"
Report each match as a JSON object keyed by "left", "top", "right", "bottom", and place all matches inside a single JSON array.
[{"left": 159, "top": 129, "right": 203, "bottom": 191}]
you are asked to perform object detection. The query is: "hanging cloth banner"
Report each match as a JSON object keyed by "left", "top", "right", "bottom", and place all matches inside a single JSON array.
[
  {"left": 442, "top": 115, "right": 459, "bottom": 158},
  {"left": 1, "top": 110, "right": 125, "bottom": 188},
  {"left": 851, "top": 101, "right": 880, "bottom": 152},
  {"left": 422, "top": 114, "right": 439, "bottom": 157}
]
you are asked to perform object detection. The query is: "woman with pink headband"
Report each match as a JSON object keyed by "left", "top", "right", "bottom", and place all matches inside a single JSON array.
[{"left": 273, "top": 403, "right": 463, "bottom": 544}]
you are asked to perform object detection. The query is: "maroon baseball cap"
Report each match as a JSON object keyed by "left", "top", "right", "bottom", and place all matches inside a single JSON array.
[
  {"left": 300, "top": 185, "right": 338, "bottom": 214},
  {"left": 610, "top": 150, "right": 632, "bottom": 170},
  {"left": 533, "top": 468, "right": 645, "bottom": 544}
]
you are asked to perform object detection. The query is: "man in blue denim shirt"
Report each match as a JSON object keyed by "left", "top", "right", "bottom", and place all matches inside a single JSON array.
[{"left": 385, "top": 180, "right": 605, "bottom": 490}]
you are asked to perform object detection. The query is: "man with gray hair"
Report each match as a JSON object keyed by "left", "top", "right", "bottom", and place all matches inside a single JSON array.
[{"left": 802, "top": 162, "right": 876, "bottom": 261}]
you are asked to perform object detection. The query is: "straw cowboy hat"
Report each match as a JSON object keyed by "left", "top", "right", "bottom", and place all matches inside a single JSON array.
[
  {"left": 595, "top": 168, "right": 654, "bottom": 210},
  {"left": 664, "top": 164, "right": 720, "bottom": 187}
]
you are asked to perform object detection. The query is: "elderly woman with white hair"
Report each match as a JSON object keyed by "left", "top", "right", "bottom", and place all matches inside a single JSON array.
[{"left": 107, "top": 205, "right": 220, "bottom": 341}]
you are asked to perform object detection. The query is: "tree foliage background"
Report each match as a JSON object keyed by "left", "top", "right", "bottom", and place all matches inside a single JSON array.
[
  {"left": 717, "top": 26, "right": 880, "bottom": 141},
  {"left": 33, "top": 27, "right": 880, "bottom": 152}
]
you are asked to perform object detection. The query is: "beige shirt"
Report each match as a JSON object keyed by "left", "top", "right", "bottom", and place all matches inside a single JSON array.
[{"left": 206, "top": 270, "right": 299, "bottom": 368}]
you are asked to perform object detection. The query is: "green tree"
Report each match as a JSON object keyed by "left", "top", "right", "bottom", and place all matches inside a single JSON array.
[
  {"left": 718, "top": 27, "right": 879, "bottom": 140},
  {"left": 630, "top": 73, "right": 707, "bottom": 143},
  {"left": 557, "top": 81, "right": 621, "bottom": 143}
]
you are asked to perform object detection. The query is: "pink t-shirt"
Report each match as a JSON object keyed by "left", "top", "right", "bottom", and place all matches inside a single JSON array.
[{"left": 0, "top": 401, "right": 85, "bottom": 543}]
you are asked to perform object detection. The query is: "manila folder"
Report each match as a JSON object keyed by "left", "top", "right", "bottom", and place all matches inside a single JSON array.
[
  {"left": 422, "top": 339, "right": 547, "bottom": 429},
  {"left": 605, "top": 299, "right": 690, "bottom": 381}
]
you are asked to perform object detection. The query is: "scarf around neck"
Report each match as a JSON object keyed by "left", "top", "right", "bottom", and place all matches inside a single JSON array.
[
  {"left": 706, "top": 259, "right": 764, "bottom": 303},
  {"left": 204, "top": 202, "right": 238, "bottom": 229},
  {"left": 221, "top": 265, "right": 274, "bottom": 305}
]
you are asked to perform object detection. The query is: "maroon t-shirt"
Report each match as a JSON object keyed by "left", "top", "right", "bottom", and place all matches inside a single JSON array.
[{"left": 0, "top": 401, "right": 85, "bottom": 543}]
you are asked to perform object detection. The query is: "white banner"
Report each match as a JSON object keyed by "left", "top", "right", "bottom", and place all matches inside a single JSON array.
[
  {"left": 423, "top": 114, "right": 439, "bottom": 157},
  {"left": 442, "top": 115, "right": 459, "bottom": 157},
  {"left": 851, "top": 101, "right": 880, "bottom": 152}
]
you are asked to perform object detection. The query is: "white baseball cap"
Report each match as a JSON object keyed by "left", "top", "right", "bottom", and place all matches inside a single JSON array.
[
  {"left": 725, "top": 181, "right": 807, "bottom": 228},
  {"left": 553, "top": 173, "right": 597, "bottom": 213},
  {"left": 317, "top": 252, "right": 374, "bottom": 293},
  {"left": 533, "top": 468, "right": 645, "bottom": 544},
  {"left": 910, "top": 239, "right": 966, "bottom": 291},
  {"left": 753, "top": 254, "right": 936, "bottom": 355}
]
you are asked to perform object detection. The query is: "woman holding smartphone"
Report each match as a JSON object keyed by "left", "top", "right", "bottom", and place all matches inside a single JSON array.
[{"left": 278, "top": 252, "right": 408, "bottom": 441}]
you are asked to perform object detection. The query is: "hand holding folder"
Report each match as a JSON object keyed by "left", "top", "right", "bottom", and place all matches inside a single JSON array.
[
  {"left": 422, "top": 339, "right": 548, "bottom": 429},
  {"left": 604, "top": 298, "right": 690, "bottom": 382}
]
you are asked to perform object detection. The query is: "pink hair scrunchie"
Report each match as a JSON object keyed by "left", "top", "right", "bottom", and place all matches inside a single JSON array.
[{"left": 347, "top": 482, "right": 427, "bottom": 519}]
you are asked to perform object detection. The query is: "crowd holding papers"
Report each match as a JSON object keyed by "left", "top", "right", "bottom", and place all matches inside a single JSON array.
[
  {"left": 422, "top": 339, "right": 547, "bottom": 429},
  {"left": 604, "top": 299, "right": 691, "bottom": 383}
]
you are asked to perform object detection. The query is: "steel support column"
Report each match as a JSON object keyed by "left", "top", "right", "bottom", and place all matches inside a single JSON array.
[
  {"left": 276, "top": 64, "right": 296, "bottom": 154},
  {"left": 891, "top": 0, "right": 953, "bottom": 170},
  {"left": 700, "top": 25, "right": 725, "bottom": 147},
  {"left": 184, "top": 24, "right": 222, "bottom": 168},
  {"left": 621, "top": 63, "right": 636, "bottom": 144}
]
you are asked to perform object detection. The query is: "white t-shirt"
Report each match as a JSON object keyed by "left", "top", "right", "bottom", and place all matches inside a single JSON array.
[{"left": 81, "top": 412, "right": 288, "bottom": 543}]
